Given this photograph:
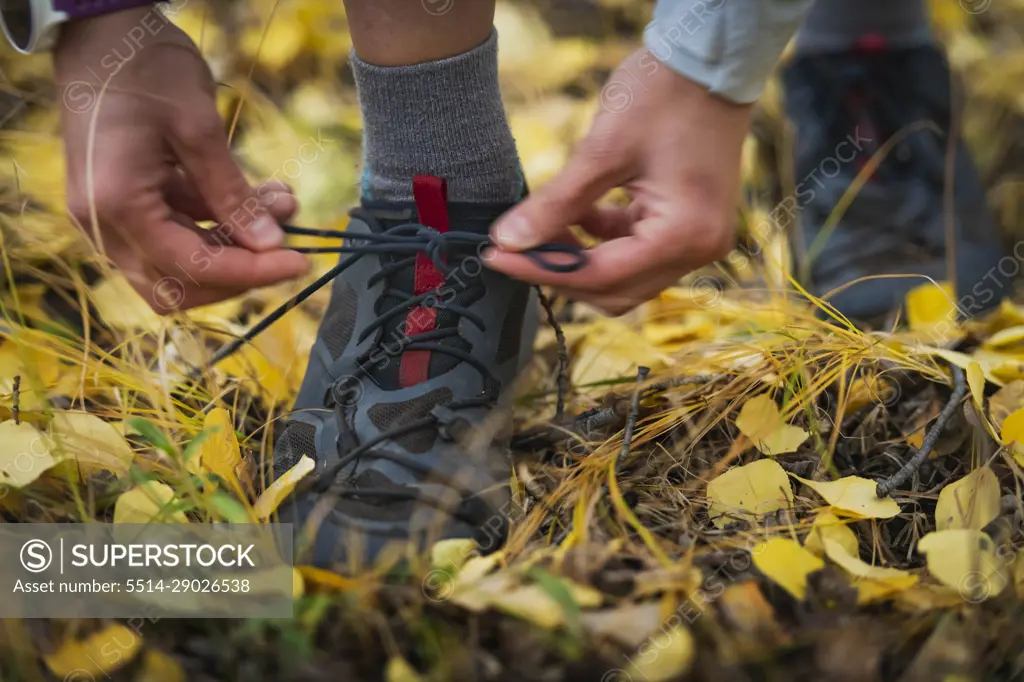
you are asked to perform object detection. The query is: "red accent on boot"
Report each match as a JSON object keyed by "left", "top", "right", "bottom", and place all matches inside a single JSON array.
[
  {"left": 400, "top": 175, "right": 450, "bottom": 388},
  {"left": 854, "top": 32, "right": 887, "bottom": 54}
]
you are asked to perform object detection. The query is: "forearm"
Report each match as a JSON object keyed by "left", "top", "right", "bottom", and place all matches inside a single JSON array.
[{"left": 646, "top": 0, "right": 814, "bottom": 104}]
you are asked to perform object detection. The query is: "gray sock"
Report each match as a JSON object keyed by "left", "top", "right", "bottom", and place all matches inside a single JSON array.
[
  {"left": 350, "top": 30, "right": 523, "bottom": 204},
  {"left": 796, "top": 0, "right": 934, "bottom": 52}
]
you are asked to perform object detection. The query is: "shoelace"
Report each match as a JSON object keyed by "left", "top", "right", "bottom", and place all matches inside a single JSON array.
[
  {"left": 201, "top": 217, "right": 585, "bottom": 371},
  {"left": 197, "top": 214, "right": 587, "bottom": 501}
]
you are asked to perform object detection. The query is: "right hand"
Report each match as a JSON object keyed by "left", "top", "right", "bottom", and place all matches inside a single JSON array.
[{"left": 55, "top": 8, "right": 309, "bottom": 313}]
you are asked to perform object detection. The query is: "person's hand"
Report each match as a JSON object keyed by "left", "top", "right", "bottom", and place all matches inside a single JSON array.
[
  {"left": 488, "top": 50, "right": 751, "bottom": 315},
  {"left": 55, "top": 8, "right": 309, "bottom": 313}
]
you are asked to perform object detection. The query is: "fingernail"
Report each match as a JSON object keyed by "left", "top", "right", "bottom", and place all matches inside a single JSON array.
[
  {"left": 250, "top": 214, "right": 284, "bottom": 249},
  {"left": 495, "top": 216, "right": 536, "bottom": 251},
  {"left": 480, "top": 247, "right": 497, "bottom": 263}
]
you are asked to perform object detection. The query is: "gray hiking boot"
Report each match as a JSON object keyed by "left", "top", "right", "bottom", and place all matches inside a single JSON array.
[
  {"left": 783, "top": 40, "right": 1008, "bottom": 323},
  {"left": 272, "top": 175, "right": 535, "bottom": 568}
]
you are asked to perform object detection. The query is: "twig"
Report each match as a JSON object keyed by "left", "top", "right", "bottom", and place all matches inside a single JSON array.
[
  {"left": 537, "top": 288, "right": 570, "bottom": 422},
  {"left": 617, "top": 366, "right": 649, "bottom": 469},
  {"left": 12, "top": 375, "right": 19, "bottom": 425},
  {"left": 876, "top": 364, "right": 966, "bottom": 498}
]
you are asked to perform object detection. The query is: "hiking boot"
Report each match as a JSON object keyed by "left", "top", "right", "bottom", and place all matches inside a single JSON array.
[
  {"left": 782, "top": 40, "right": 1007, "bottom": 324},
  {"left": 272, "top": 175, "right": 535, "bottom": 568}
]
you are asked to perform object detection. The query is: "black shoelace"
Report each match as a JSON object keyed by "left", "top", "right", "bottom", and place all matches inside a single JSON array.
[{"left": 197, "top": 212, "right": 586, "bottom": 502}]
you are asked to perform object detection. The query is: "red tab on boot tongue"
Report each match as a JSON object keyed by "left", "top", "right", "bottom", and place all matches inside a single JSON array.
[{"left": 399, "top": 175, "right": 450, "bottom": 388}]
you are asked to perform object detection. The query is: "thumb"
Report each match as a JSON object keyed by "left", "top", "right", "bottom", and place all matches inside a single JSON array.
[
  {"left": 492, "top": 141, "right": 624, "bottom": 252},
  {"left": 169, "top": 110, "right": 284, "bottom": 252}
]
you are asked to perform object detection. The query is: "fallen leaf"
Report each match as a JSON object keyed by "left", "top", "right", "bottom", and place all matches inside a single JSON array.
[
  {"left": 91, "top": 276, "right": 164, "bottom": 333},
  {"left": 935, "top": 466, "right": 1001, "bottom": 531},
  {"left": 804, "top": 509, "right": 859, "bottom": 557},
  {"left": 967, "top": 361, "right": 986, "bottom": 413},
  {"left": 113, "top": 481, "right": 188, "bottom": 523},
  {"left": 385, "top": 657, "right": 424, "bottom": 682},
  {"left": 253, "top": 454, "right": 314, "bottom": 520},
  {"left": 50, "top": 411, "right": 134, "bottom": 478},
  {"left": 706, "top": 458, "right": 794, "bottom": 528},
  {"left": 735, "top": 395, "right": 809, "bottom": 456},
  {"left": 917, "top": 529, "right": 1010, "bottom": 601},
  {"left": 0, "top": 340, "right": 61, "bottom": 411},
  {"left": 0, "top": 419, "right": 58, "bottom": 487},
  {"left": 1000, "top": 407, "right": 1024, "bottom": 466},
  {"left": 905, "top": 281, "right": 956, "bottom": 333},
  {"left": 44, "top": 625, "right": 142, "bottom": 679},
  {"left": 431, "top": 538, "right": 478, "bottom": 573},
  {"left": 581, "top": 603, "right": 662, "bottom": 648},
  {"left": 134, "top": 650, "right": 186, "bottom": 682},
  {"left": 622, "top": 625, "right": 696, "bottom": 682},
  {"left": 488, "top": 580, "right": 602, "bottom": 629},
  {"left": 845, "top": 375, "right": 899, "bottom": 412},
  {"left": 822, "top": 538, "right": 917, "bottom": 603},
  {"left": 198, "top": 408, "right": 244, "bottom": 493},
  {"left": 795, "top": 476, "right": 901, "bottom": 519},
  {"left": 751, "top": 537, "right": 825, "bottom": 601},
  {"left": 989, "top": 380, "right": 1024, "bottom": 431}
]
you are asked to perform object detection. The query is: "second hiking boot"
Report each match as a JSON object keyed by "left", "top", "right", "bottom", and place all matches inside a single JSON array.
[{"left": 783, "top": 41, "right": 1008, "bottom": 324}]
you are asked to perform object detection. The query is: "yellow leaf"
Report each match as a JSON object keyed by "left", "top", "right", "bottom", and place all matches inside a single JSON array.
[
  {"left": 845, "top": 375, "right": 898, "bottom": 412},
  {"left": 751, "top": 537, "right": 825, "bottom": 601},
  {"left": 581, "top": 603, "right": 663, "bottom": 648},
  {"left": 935, "top": 466, "right": 1001, "bottom": 531},
  {"left": 1000, "top": 407, "right": 1024, "bottom": 466},
  {"left": 967, "top": 361, "right": 986, "bottom": 414},
  {"left": 431, "top": 538, "right": 478, "bottom": 572},
  {"left": 917, "top": 530, "right": 1010, "bottom": 601},
  {"left": 622, "top": 626, "right": 696, "bottom": 682},
  {"left": 804, "top": 509, "right": 859, "bottom": 558},
  {"left": 253, "top": 454, "right": 314, "bottom": 520},
  {"left": 114, "top": 481, "right": 188, "bottom": 524},
  {"left": 50, "top": 411, "right": 134, "bottom": 478},
  {"left": 821, "top": 538, "right": 917, "bottom": 604},
  {"left": 91, "top": 276, "right": 164, "bottom": 333},
  {"left": 989, "top": 380, "right": 1024, "bottom": 432},
  {"left": 44, "top": 625, "right": 142, "bottom": 678},
  {"left": 0, "top": 420, "right": 58, "bottom": 487},
  {"left": 706, "top": 459, "right": 793, "bottom": 528},
  {"left": 982, "top": 324, "right": 1024, "bottom": 350},
  {"left": 795, "top": 476, "right": 901, "bottom": 519},
  {"left": 487, "top": 581, "right": 603, "bottom": 629},
  {"left": 198, "top": 408, "right": 243, "bottom": 493},
  {"left": 135, "top": 650, "right": 186, "bottom": 682},
  {"left": 0, "top": 339, "right": 61, "bottom": 411},
  {"left": 905, "top": 281, "right": 956, "bottom": 332},
  {"left": 570, "top": 318, "right": 670, "bottom": 387},
  {"left": 735, "top": 395, "right": 809, "bottom": 456},
  {"left": 385, "top": 656, "right": 424, "bottom": 682}
]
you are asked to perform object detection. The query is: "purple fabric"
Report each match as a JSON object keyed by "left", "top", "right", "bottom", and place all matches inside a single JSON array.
[{"left": 54, "top": 0, "right": 156, "bottom": 20}]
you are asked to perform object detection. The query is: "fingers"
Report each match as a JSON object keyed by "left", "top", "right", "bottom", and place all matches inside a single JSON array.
[
  {"left": 489, "top": 211, "right": 734, "bottom": 315},
  {"left": 165, "top": 174, "right": 298, "bottom": 227},
  {"left": 167, "top": 107, "right": 286, "bottom": 252},
  {"left": 491, "top": 132, "right": 631, "bottom": 252},
  {"left": 113, "top": 218, "right": 310, "bottom": 314}
]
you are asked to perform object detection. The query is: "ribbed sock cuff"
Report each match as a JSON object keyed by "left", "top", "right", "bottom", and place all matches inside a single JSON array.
[{"left": 351, "top": 30, "right": 523, "bottom": 203}]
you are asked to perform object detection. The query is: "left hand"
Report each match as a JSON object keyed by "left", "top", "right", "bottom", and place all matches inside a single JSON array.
[{"left": 487, "top": 49, "right": 751, "bottom": 315}]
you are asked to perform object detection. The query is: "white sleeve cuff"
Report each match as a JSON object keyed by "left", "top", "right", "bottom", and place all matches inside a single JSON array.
[{"left": 644, "top": 0, "right": 814, "bottom": 104}]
